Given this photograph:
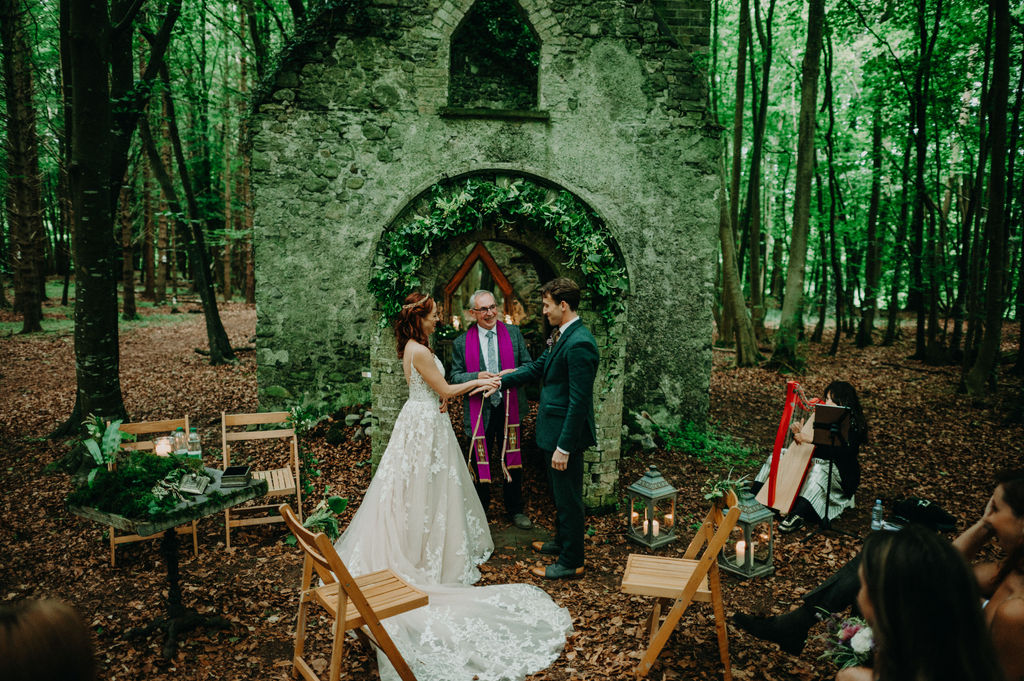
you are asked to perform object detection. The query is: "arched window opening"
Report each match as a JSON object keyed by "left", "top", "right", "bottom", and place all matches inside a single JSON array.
[{"left": 449, "top": 0, "right": 540, "bottom": 110}]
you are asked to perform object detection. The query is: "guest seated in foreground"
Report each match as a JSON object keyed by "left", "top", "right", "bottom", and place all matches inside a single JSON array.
[
  {"left": 835, "top": 524, "right": 1003, "bottom": 681},
  {"left": 750, "top": 380, "right": 868, "bottom": 533},
  {"left": 734, "top": 468, "right": 1024, "bottom": 681},
  {"left": 0, "top": 599, "right": 97, "bottom": 681}
]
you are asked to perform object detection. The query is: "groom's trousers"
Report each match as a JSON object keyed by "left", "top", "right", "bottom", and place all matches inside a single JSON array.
[{"left": 549, "top": 447, "right": 585, "bottom": 569}]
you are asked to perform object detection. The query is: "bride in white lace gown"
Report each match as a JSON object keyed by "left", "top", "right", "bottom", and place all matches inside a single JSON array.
[{"left": 334, "top": 293, "right": 572, "bottom": 681}]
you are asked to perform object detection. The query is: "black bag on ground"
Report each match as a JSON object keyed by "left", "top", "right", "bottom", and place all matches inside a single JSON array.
[{"left": 891, "top": 497, "right": 957, "bottom": 532}]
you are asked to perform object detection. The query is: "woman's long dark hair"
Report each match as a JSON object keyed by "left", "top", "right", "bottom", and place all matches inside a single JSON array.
[
  {"left": 395, "top": 292, "right": 433, "bottom": 359},
  {"left": 861, "top": 526, "right": 1004, "bottom": 681},
  {"left": 993, "top": 468, "right": 1024, "bottom": 586},
  {"left": 823, "top": 380, "right": 868, "bottom": 444}
]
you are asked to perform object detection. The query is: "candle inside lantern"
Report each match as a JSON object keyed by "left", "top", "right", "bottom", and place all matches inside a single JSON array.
[
  {"left": 643, "top": 519, "right": 660, "bottom": 537},
  {"left": 631, "top": 510, "right": 639, "bottom": 526},
  {"left": 735, "top": 540, "right": 747, "bottom": 564},
  {"left": 154, "top": 436, "right": 173, "bottom": 457},
  {"left": 452, "top": 316, "right": 460, "bottom": 330},
  {"left": 663, "top": 513, "right": 674, "bottom": 528}
]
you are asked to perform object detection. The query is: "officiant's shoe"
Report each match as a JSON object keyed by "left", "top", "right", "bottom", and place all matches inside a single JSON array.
[
  {"left": 532, "top": 563, "right": 584, "bottom": 580},
  {"left": 531, "top": 541, "right": 560, "bottom": 555},
  {"left": 512, "top": 513, "right": 534, "bottom": 530}
]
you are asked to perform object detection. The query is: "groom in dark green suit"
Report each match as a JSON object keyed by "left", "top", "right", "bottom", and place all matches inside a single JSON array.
[{"left": 496, "top": 277, "right": 599, "bottom": 580}]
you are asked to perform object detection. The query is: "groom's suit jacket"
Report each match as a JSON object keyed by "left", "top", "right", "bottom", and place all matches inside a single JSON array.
[
  {"left": 449, "top": 322, "right": 531, "bottom": 438},
  {"left": 501, "top": 319, "right": 599, "bottom": 454}
]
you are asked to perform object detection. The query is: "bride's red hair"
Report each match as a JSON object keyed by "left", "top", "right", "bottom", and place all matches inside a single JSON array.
[{"left": 395, "top": 292, "right": 433, "bottom": 358}]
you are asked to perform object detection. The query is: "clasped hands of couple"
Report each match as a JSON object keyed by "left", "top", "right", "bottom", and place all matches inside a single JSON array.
[{"left": 437, "top": 370, "right": 509, "bottom": 414}]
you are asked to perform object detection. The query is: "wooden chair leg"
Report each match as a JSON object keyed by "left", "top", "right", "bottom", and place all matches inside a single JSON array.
[
  {"left": 224, "top": 510, "right": 232, "bottom": 552},
  {"left": 709, "top": 569, "right": 733, "bottom": 681},
  {"left": 293, "top": 596, "right": 310, "bottom": 664},
  {"left": 328, "top": 610, "right": 346, "bottom": 681},
  {"left": 109, "top": 528, "right": 117, "bottom": 567},
  {"left": 635, "top": 596, "right": 696, "bottom": 679},
  {"left": 648, "top": 599, "right": 664, "bottom": 644}
]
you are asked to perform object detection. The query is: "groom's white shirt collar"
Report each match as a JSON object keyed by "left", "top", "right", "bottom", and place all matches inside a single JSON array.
[{"left": 558, "top": 317, "right": 579, "bottom": 334}]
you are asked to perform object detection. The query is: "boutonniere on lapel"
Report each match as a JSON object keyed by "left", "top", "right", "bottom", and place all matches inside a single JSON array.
[{"left": 547, "top": 328, "right": 561, "bottom": 348}]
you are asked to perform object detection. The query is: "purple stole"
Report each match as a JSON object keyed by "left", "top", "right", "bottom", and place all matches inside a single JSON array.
[{"left": 465, "top": 321, "right": 522, "bottom": 483}]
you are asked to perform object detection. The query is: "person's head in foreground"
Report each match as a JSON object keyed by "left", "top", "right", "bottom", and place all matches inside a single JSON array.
[
  {"left": 0, "top": 599, "right": 97, "bottom": 681},
  {"left": 858, "top": 525, "right": 1004, "bottom": 681}
]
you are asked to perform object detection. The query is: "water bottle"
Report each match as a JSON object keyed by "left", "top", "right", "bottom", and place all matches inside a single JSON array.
[
  {"left": 871, "top": 499, "right": 884, "bottom": 531},
  {"left": 187, "top": 427, "right": 202, "bottom": 459},
  {"left": 173, "top": 426, "right": 188, "bottom": 455}
]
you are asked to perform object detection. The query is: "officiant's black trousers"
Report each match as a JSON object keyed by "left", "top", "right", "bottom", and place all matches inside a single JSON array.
[
  {"left": 549, "top": 448, "right": 585, "bottom": 569},
  {"left": 472, "top": 402, "right": 524, "bottom": 518}
]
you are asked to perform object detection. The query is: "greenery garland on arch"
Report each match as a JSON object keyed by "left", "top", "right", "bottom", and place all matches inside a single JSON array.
[{"left": 369, "top": 176, "right": 628, "bottom": 330}]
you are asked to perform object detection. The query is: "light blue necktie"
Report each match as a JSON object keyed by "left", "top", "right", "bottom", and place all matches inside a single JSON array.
[{"left": 486, "top": 330, "right": 501, "bottom": 406}]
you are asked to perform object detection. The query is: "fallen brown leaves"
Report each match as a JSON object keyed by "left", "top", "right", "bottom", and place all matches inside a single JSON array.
[{"left": 1, "top": 306, "right": 1022, "bottom": 680}]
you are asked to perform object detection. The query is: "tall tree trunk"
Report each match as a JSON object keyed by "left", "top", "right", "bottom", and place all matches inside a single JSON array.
[
  {"left": 811, "top": 168, "right": 827, "bottom": 344},
  {"left": 743, "top": 0, "right": 776, "bottom": 343},
  {"left": 1, "top": 0, "right": 45, "bottom": 332},
  {"left": 857, "top": 100, "right": 884, "bottom": 347},
  {"left": 769, "top": 0, "right": 823, "bottom": 369},
  {"left": 718, "top": 153, "right": 762, "bottom": 366},
  {"left": 883, "top": 136, "right": 914, "bottom": 346},
  {"left": 823, "top": 29, "right": 844, "bottom": 356},
  {"left": 965, "top": 0, "right": 1010, "bottom": 395},
  {"left": 908, "top": 0, "right": 944, "bottom": 359},
  {"left": 141, "top": 154, "right": 155, "bottom": 299},
  {"left": 729, "top": 0, "right": 751, "bottom": 259},
  {"left": 142, "top": 72, "right": 235, "bottom": 364},
  {"left": 239, "top": 17, "right": 255, "bottom": 306},
  {"left": 61, "top": 0, "right": 127, "bottom": 429},
  {"left": 1012, "top": 47, "right": 1024, "bottom": 374},
  {"left": 120, "top": 179, "right": 137, "bottom": 320}
]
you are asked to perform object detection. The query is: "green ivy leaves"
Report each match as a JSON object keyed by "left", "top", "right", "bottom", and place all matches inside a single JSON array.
[{"left": 369, "top": 176, "right": 627, "bottom": 332}]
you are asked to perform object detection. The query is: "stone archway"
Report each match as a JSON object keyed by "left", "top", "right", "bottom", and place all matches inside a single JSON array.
[{"left": 369, "top": 171, "right": 628, "bottom": 511}]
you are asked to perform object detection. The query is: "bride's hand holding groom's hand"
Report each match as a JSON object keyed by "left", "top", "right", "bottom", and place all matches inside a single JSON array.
[{"left": 471, "top": 376, "right": 502, "bottom": 397}]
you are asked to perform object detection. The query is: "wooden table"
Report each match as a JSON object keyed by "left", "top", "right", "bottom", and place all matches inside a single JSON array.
[{"left": 69, "top": 468, "right": 268, "bottom": 659}]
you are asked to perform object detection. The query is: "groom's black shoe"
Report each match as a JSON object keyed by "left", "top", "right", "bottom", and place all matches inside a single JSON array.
[
  {"left": 731, "top": 608, "right": 815, "bottom": 655},
  {"left": 531, "top": 563, "right": 584, "bottom": 580},
  {"left": 531, "top": 541, "right": 560, "bottom": 555}
]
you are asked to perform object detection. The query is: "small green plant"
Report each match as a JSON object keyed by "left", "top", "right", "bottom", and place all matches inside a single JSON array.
[
  {"left": 701, "top": 472, "right": 750, "bottom": 503},
  {"left": 644, "top": 415, "right": 758, "bottom": 472},
  {"left": 288, "top": 496, "right": 349, "bottom": 544},
  {"left": 82, "top": 414, "right": 131, "bottom": 468}
]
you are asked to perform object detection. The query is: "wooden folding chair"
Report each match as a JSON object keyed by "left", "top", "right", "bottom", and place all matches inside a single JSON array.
[
  {"left": 108, "top": 417, "right": 199, "bottom": 567},
  {"left": 620, "top": 489, "right": 741, "bottom": 680},
  {"left": 222, "top": 411, "right": 302, "bottom": 550},
  {"left": 278, "top": 504, "right": 428, "bottom": 681}
]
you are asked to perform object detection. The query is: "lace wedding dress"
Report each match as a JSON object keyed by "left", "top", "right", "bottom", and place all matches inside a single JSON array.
[{"left": 334, "top": 355, "right": 572, "bottom": 681}]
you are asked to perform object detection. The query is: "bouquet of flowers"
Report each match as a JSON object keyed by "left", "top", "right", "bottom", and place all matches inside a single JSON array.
[{"left": 814, "top": 610, "right": 875, "bottom": 669}]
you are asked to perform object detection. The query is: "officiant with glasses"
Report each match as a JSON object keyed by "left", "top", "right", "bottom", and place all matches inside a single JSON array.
[
  {"left": 450, "top": 290, "right": 534, "bottom": 530},
  {"left": 750, "top": 380, "right": 869, "bottom": 533}
]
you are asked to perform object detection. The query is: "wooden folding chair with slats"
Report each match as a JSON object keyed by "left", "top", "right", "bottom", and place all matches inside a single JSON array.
[
  {"left": 222, "top": 411, "right": 302, "bottom": 550},
  {"left": 278, "top": 504, "right": 427, "bottom": 681},
  {"left": 108, "top": 417, "right": 199, "bottom": 567},
  {"left": 620, "top": 489, "right": 741, "bottom": 680}
]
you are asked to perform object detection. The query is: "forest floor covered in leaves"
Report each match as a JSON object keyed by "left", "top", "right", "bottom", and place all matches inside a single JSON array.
[{"left": 1, "top": 300, "right": 1023, "bottom": 681}]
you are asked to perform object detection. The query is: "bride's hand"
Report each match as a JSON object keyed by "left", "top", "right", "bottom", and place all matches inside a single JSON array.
[
  {"left": 472, "top": 376, "right": 501, "bottom": 397},
  {"left": 439, "top": 397, "right": 450, "bottom": 414}
]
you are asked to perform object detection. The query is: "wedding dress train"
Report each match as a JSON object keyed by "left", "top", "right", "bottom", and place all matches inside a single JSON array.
[{"left": 334, "top": 355, "right": 572, "bottom": 681}]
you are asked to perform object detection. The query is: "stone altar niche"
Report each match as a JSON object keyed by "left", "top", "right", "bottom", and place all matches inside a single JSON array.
[{"left": 250, "top": 0, "right": 719, "bottom": 512}]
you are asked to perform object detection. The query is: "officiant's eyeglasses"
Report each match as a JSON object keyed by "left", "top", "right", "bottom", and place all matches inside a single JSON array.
[{"left": 472, "top": 304, "right": 498, "bottom": 313}]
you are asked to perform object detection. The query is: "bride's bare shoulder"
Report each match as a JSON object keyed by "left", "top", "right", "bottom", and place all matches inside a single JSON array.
[{"left": 405, "top": 340, "right": 428, "bottom": 357}]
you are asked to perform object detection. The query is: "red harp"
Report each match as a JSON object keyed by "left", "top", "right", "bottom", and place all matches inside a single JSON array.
[{"left": 756, "top": 381, "right": 819, "bottom": 513}]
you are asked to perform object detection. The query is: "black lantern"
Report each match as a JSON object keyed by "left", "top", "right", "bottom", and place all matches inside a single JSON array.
[
  {"left": 625, "top": 466, "right": 678, "bottom": 549},
  {"left": 718, "top": 486, "right": 775, "bottom": 578}
]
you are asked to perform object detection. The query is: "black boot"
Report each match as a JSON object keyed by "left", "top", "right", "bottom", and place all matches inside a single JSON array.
[{"left": 731, "top": 606, "right": 816, "bottom": 655}]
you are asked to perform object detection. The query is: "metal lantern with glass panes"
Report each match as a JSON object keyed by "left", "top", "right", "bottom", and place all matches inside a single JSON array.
[
  {"left": 718, "top": 486, "right": 775, "bottom": 578},
  {"left": 625, "top": 465, "right": 678, "bottom": 549}
]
